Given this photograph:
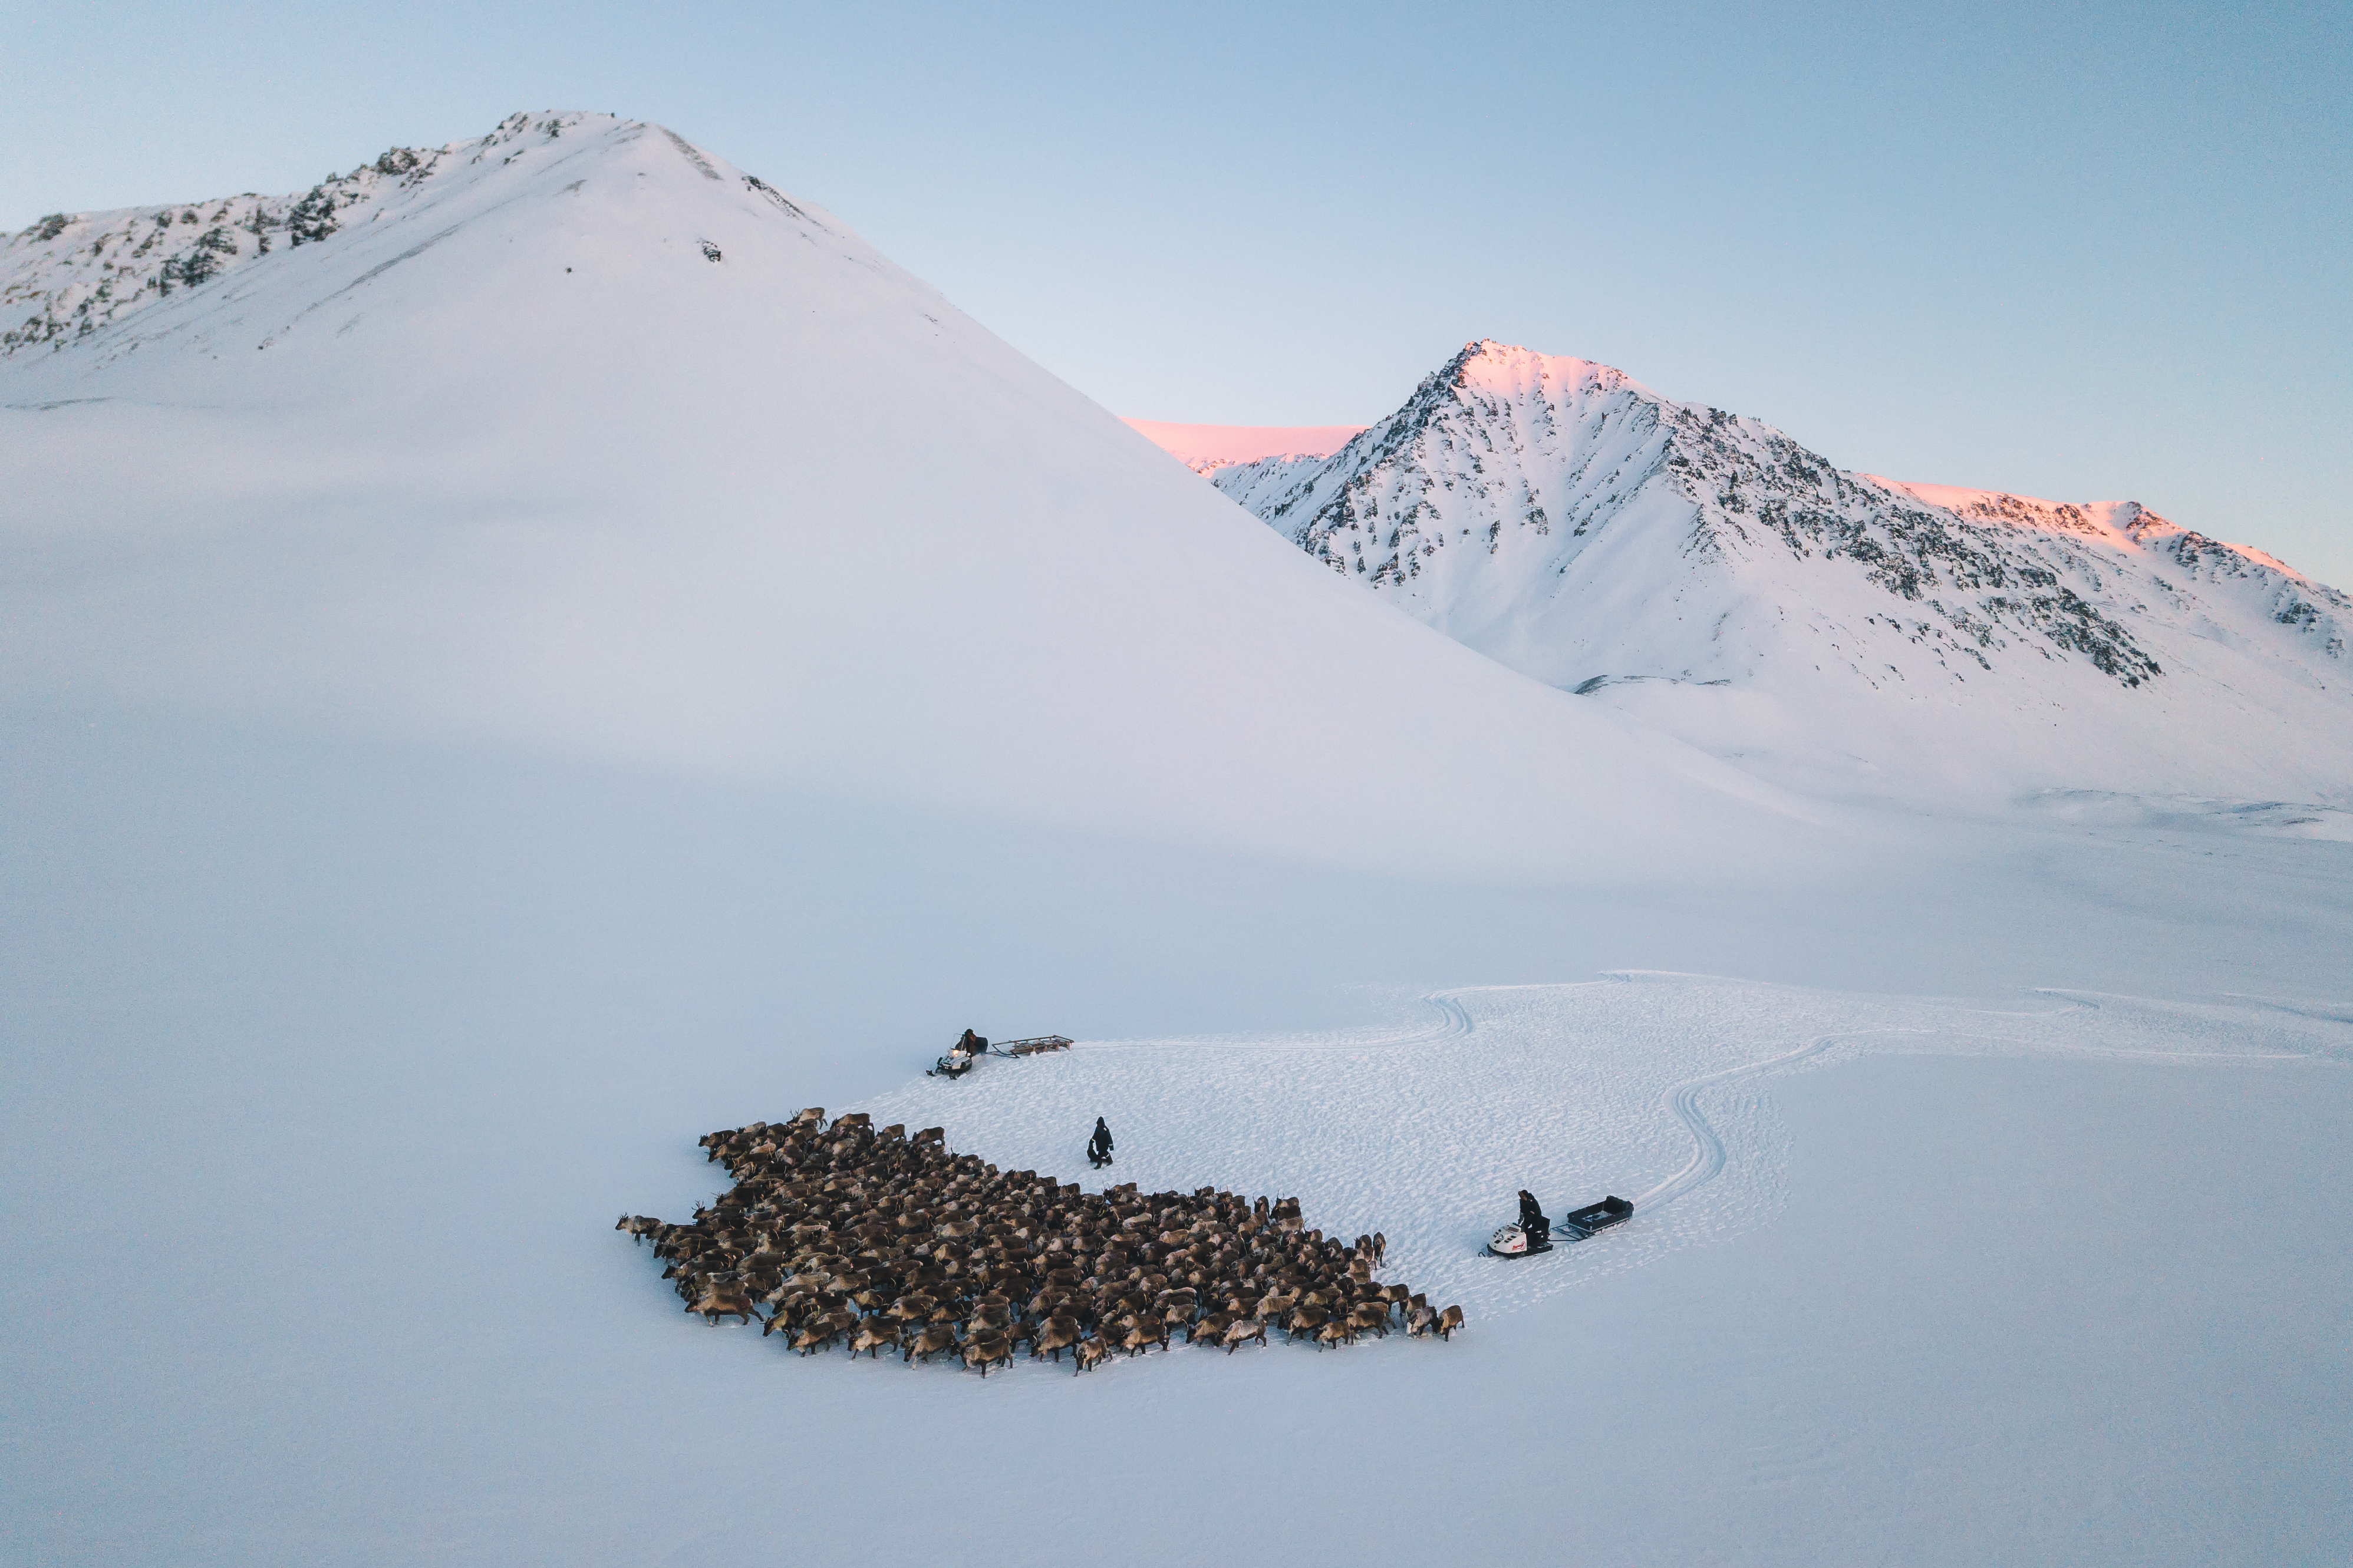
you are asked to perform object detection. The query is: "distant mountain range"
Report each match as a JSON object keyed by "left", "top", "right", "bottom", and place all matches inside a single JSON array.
[
  {"left": 1185, "top": 342, "right": 2351, "bottom": 809},
  {"left": 7, "top": 121, "right": 2344, "bottom": 828}
]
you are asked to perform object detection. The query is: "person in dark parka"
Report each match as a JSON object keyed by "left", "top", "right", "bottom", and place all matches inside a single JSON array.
[
  {"left": 1517, "top": 1189, "right": 1549, "bottom": 1247},
  {"left": 1087, "top": 1117, "right": 1114, "bottom": 1168}
]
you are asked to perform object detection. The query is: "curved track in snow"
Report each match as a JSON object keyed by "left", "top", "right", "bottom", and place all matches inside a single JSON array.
[{"left": 1633, "top": 1030, "right": 1911, "bottom": 1212}]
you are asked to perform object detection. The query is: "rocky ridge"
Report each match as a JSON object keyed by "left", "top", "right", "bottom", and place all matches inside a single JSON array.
[
  {"left": 0, "top": 111, "right": 825, "bottom": 358},
  {"left": 1212, "top": 341, "right": 2347, "bottom": 699}
]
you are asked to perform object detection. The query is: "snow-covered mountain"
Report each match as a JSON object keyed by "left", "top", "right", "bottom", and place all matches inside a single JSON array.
[
  {"left": 1207, "top": 342, "right": 2352, "bottom": 806},
  {"left": 0, "top": 117, "right": 1824, "bottom": 883}
]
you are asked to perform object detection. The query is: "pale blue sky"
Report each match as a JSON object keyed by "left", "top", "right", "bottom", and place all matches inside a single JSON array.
[{"left": 5, "top": 2, "right": 2347, "bottom": 582}]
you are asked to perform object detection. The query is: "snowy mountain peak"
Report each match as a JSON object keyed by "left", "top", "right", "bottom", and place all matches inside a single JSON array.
[
  {"left": 1204, "top": 341, "right": 2351, "bottom": 803},
  {"left": 0, "top": 112, "right": 821, "bottom": 361},
  {"left": 1446, "top": 337, "right": 1631, "bottom": 398}
]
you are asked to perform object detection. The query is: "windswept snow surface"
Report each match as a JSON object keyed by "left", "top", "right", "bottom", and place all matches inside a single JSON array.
[
  {"left": 0, "top": 119, "right": 1817, "bottom": 885},
  {"left": 1204, "top": 342, "right": 2353, "bottom": 808},
  {"left": 6, "top": 115, "right": 2353, "bottom": 1567}
]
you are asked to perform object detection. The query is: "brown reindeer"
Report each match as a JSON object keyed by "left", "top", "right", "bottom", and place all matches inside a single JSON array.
[
  {"left": 849, "top": 1319, "right": 902, "bottom": 1359},
  {"left": 1187, "top": 1312, "right": 1233, "bottom": 1346},
  {"left": 904, "top": 1323, "right": 958, "bottom": 1364},
  {"left": 1073, "top": 1337, "right": 1112, "bottom": 1375},
  {"left": 1406, "top": 1303, "right": 1438, "bottom": 1338},
  {"left": 1222, "top": 1318, "right": 1268, "bottom": 1354},
  {"left": 1314, "top": 1319, "right": 1357, "bottom": 1350},
  {"left": 963, "top": 1333, "right": 1013, "bottom": 1376},
  {"left": 791, "top": 1311, "right": 855, "bottom": 1355},
  {"left": 616, "top": 1215, "right": 662, "bottom": 1243},
  {"left": 1032, "top": 1315, "right": 1082, "bottom": 1362},
  {"left": 1346, "top": 1302, "right": 1391, "bottom": 1339},
  {"left": 685, "top": 1286, "right": 756, "bottom": 1326},
  {"left": 1436, "top": 1304, "right": 1464, "bottom": 1341}
]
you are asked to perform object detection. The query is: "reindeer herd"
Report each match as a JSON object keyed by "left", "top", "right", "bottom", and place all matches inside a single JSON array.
[{"left": 619, "top": 1108, "right": 1464, "bottom": 1376}]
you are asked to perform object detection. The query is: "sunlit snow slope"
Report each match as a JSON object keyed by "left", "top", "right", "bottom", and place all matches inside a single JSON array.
[
  {"left": 1205, "top": 342, "right": 2353, "bottom": 806},
  {"left": 0, "top": 118, "right": 1823, "bottom": 881}
]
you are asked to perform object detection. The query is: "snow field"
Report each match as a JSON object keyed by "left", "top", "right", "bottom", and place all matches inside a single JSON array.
[
  {"left": 840, "top": 973, "right": 2352, "bottom": 1344},
  {"left": 5, "top": 722, "right": 2348, "bottom": 1563}
]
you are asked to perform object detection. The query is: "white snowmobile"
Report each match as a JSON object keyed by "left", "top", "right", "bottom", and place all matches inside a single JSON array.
[
  {"left": 1486, "top": 1196, "right": 1633, "bottom": 1259},
  {"left": 1486, "top": 1222, "right": 1550, "bottom": 1259}
]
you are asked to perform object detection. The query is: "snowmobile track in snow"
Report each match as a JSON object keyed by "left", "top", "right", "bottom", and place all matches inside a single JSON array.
[{"left": 1633, "top": 1029, "right": 1923, "bottom": 1213}]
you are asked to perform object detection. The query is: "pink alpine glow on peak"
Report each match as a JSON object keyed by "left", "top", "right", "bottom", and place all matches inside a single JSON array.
[
  {"left": 1122, "top": 418, "right": 1367, "bottom": 474},
  {"left": 1869, "top": 477, "right": 2316, "bottom": 583},
  {"left": 1445, "top": 339, "right": 1639, "bottom": 400}
]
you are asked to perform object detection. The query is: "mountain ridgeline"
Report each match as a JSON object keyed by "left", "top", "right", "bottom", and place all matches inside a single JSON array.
[
  {"left": 5, "top": 140, "right": 449, "bottom": 355},
  {"left": 1214, "top": 342, "right": 2344, "bottom": 700},
  {"left": 1204, "top": 342, "right": 2349, "bottom": 806},
  {"left": 1, "top": 113, "right": 830, "bottom": 361}
]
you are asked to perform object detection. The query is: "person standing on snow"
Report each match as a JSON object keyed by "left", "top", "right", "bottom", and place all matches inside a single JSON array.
[{"left": 1087, "top": 1117, "right": 1114, "bottom": 1168}]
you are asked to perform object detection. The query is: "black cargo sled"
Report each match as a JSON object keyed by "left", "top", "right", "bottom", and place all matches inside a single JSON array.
[{"left": 1486, "top": 1196, "right": 1632, "bottom": 1258}]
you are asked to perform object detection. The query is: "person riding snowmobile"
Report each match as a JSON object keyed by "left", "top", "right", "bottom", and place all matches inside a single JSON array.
[
  {"left": 1087, "top": 1117, "right": 1114, "bottom": 1168},
  {"left": 1517, "top": 1189, "right": 1550, "bottom": 1249}
]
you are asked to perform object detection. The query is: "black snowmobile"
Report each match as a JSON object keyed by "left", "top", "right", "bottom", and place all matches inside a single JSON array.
[{"left": 1486, "top": 1195, "right": 1633, "bottom": 1258}]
